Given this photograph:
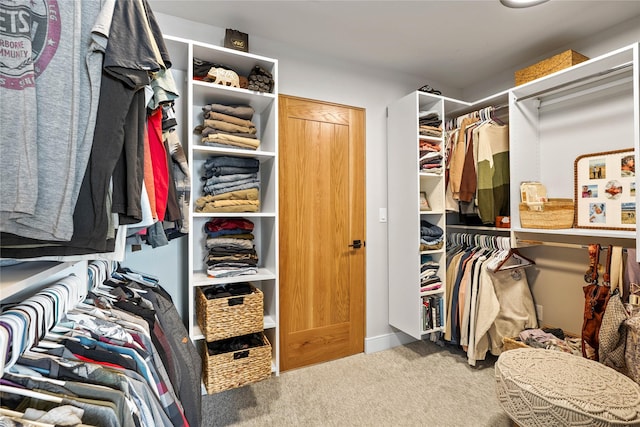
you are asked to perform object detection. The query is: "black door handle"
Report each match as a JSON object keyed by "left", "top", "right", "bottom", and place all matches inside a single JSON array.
[{"left": 349, "top": 239, "right": 363, "bottom": 249}]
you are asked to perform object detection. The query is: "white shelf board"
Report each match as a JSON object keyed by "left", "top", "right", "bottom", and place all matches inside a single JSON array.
[
  {"left": 263, "top": 315, "right": 276, "bottom": 329},
  {"left": 512, "top": 227, "right": 635, "bottom": 240},
  {"left": 192, "top": 268, "right": 277, "bottom": 286},
  {"left": 191, "top": 314, "right": 276, "bottom": 342},
  {"left": 193, "top": 212, "right": 277, "bottom": 218},
  {"left": 420, "top": 248, "right": 445, "bottom": 255},
  {"left": 420, "top": 210, "right": 445, "bottom": 215},
  {"left": 420, "top": 289, "right": 445, "bottom": 297},
  {"left": 192, "top": 80, "right": 276, "bottom": 113},
  {"left": 419, "top": 172, "right": 443, "bottom": 178},
  {"left": 421, "top": 326, "right": 445, "bottom": 335},
  {"left": 192, "top": 145, "right": 276, "bottom": 161},
  {"left": 0, "top": 261, "right": 83, "bottom": 301},
  {"left": 511, "top": 44, "right": 635, "bottom": 101}
]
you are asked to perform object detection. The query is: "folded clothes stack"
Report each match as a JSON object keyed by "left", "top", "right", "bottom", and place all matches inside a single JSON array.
[
  {"left": 419, "top": 110, "right": 443, "bottom": 138},
  {"left": 420, "top": 254, "right": 442, "bottom": 292},
  {"left": 420, "top": 219, "right": 444, "bottom": 251},
  {"left": 195, "top": 103, "right": 260, "bottom": 151},
  {"left": 420, "top": 151, "right": 443, "bottom": 175},
  {"left": 420, "top": 139, "right": 441, "bottom": 157},
  {"left": 204, "top": 217, "right": 258, "bottom": 278},
  {"left": 196, "top": 155, "right": 260, "bottom": 213}
]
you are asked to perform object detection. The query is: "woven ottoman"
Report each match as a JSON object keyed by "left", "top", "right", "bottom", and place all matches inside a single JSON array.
[{"left": 495, "top": 348, "right": 640, "bottom": 426}]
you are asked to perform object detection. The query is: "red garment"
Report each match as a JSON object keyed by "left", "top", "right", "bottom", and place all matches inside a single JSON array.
[
  {"left": 205, "top": 217, "right": 255, "bottom": 233},
  {"left": 143, "top": 116, "right": 157, "bottom": 220},
  {"left": 71, "top": 353, "right": 129, "bottom": 370},
  {"left": 147, "top": 107, "right": 169, "bottom": 221}
]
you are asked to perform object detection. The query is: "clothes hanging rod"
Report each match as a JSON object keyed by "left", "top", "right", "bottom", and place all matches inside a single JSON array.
[
  {"left": 517, "top": 239, "right": 632, "bottom": 250},
  {"left": 447, "top": 103, "right": 509, "bottom": 127},
  {"left": 514, "top": 61, "right": 633, "bottom": 103}
]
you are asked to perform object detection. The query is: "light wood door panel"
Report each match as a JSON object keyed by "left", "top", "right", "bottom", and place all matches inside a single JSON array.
[{"left": 279, "top": 95, "right": 365, "bottom": 371}]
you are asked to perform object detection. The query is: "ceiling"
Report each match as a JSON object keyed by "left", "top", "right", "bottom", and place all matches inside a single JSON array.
[{"left": 148, "top": 0, "right": 640, "bottom": 90}]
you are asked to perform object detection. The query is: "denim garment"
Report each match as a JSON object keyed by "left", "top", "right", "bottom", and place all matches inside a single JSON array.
[
  {"left": 204, "top": 155, "right": 259, "bottom": 169},
  {"left": 420, "top": 220, "right": 444, "bottom": 238},
  {"left": 204, "top": 178, "right": 260, "bottom": 190},
  {"left": 203, "top": 166, "right": 259, "bottom": 178},
  {"left": 204, "top": 177, "right": 259, "bottom": 193},
  {"left": 205, "top": 181, "right": 260, "bottom": 197},
  {"left": 205, "top": 172, "right": 257, "bottom": 185}
]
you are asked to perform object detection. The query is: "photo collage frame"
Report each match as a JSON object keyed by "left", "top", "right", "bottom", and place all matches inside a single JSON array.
[{"left": 574, "top": 148, "right": 636, "bottom": 230}]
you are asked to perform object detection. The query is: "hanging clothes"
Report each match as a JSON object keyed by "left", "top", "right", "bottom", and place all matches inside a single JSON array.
[
  {"left": 444, "top": 106, "right": 510, "bottom": 225},
  {"left": 0, "top": 261, "right": 201, "bottom": 427},
  {"left": 445, "top": 233, "right": 537, "bottom": 366},
  {"left": 0, "top": 0, "right": 189, "bottom": 259}
]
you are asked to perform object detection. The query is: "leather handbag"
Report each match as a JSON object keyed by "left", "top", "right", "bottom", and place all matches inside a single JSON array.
[{"left": 581, "top": 244, "right": 610, "bottom": 360}]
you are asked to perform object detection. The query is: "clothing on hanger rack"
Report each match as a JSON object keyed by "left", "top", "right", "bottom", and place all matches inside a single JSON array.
[
  {"left": 0, "top": 0, "right": 189, "bottom": 261},
  {"left": 1, "top": 260, "right": 201, "bottom": 427},
  {"left": 445, "top": 232, "right": 538, "bottom": 366},
  {"left": 444, "top": 105, "right": 510, "bottom": 225}
]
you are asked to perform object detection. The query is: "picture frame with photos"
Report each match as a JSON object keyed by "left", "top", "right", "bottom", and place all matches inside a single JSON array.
[{"left": 574, "top": 148, "right": 636, "bottom": 230}]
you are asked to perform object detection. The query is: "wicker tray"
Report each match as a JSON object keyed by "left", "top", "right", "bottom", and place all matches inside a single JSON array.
[
  {"left": 196, "top": 284, "right": 264, "bottom": 342},
  {"left": 503, "top": 330, "right": 579, "bottom": 352},
  {"left": 519, "top": 198, "right": 574, "bottom": 229},
  {"left": 503, "top": 336, "right": 530, "bottom": 351},
  {"left": 202, "top": 332, "right": 272, "bottom": 394}
]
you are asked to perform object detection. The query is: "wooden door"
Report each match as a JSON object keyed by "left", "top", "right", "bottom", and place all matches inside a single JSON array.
[{"left": 278, "top": 95, "right": 366, "bottom": 371}]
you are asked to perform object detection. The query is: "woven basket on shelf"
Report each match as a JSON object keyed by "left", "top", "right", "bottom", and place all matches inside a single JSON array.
[
  {"left": 515, "top": 50, "right": 589, "bottom": 86},
  {"left": 202, "top": 332, "right": 272, "bottom": 394},
  {"left": 196, "top": 284, "right": 264, "bottom": 342},
  {"left": 519, "top": 198, "right": 574, "bottom": 229}
]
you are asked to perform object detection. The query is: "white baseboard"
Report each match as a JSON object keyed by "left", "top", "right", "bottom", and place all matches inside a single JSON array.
[{"left": 364, "top": 331, "right": 416, "bottom": 354}]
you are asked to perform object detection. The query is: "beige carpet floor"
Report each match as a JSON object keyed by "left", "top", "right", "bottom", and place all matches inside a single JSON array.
[{"left": 201, "top": 340, "right": 512, "bottom": 426}]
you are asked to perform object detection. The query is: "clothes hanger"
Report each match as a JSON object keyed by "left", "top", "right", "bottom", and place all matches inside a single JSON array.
[
  {"left": 493, "top": 246, "right": 536, "bottom": 272},
  {"left": 489, "top": 105, "right": 506, "bottom": 125},
  {"left": 0, "top": 313, "right": 27, "bottom": 375},
  {"left": 0, "top": 384, "right": 63, "bottom": 403}
]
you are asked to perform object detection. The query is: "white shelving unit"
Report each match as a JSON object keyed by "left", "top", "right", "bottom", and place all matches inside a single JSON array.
[
  {"left": 0, "top": 261, "right": 87, "bottom": 304},
  {"left": 508, "top": 43, "right": 639, "bottom": 251},
  {"left": 163, "top": 35, "right": 280, "bottom": 376},
  {"left": 387, "top": 43, "right": 640, "bottom": 338},
  {"left": 387, "top": 92, "right": 447, "bottom": 339}
]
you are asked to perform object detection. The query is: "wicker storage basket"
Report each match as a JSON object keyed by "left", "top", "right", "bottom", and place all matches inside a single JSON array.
[
  {"left": 519, "top": 198, "right": 574, "bottom": 229},
  {"left": 202, "top": 332, "right": 272, "bottom": 394},
  {"left": 515, "top": 50, "right": 589, "bottom": 86},
  {"left": 196, "top": 284, "right": 263, "bottom": 342},
  {"left": 503, "top": 336, "right": 531, "bottom": 351}
]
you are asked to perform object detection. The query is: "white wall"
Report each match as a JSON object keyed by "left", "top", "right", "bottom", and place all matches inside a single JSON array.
[
  {"left": 462, "top": 15, "right": 640, "bottom": 101},
  {"left": 137, "top": 10, "right": 640, "bottom": 351}
]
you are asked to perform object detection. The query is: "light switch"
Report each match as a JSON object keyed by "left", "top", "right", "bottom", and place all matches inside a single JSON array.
[{"left": 379, "top": 208, "right": 387, "bottom": 223}]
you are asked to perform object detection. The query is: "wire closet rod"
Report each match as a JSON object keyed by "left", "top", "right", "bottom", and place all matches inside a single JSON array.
[{"left": 515, "top": 61, "right": 633, "bottom": 103}]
